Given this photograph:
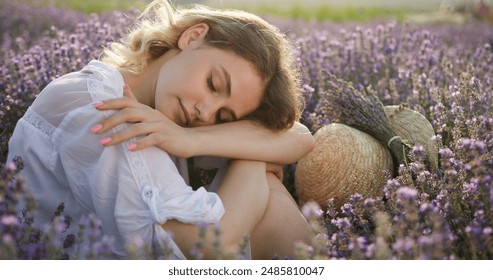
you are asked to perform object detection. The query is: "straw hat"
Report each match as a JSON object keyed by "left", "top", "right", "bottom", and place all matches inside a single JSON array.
[
  {"left": 295, "top": 105, "right": 438, "bottom": 210},
  {"left": 384, "top": 105, "right": 438, "bottom": 172},
  {"left": 295, "top": 123, "right": 393, "bottom": 209}
]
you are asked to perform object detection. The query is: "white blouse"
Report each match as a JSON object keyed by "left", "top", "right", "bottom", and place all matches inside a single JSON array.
[{"left": 7, "top": 60, "right": 225, "bottom": 259}]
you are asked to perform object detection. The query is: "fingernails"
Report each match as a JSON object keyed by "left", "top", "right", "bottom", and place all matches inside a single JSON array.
[
  {"left": 93, "top": 101, "right": 104, "bottom": 108},
  {"left": 99, "top": 137, "right": 112, "bottom": 145},
  {"left": 127, "top": 143, "right": 137, "bottom": 151},
  {"left": 90, "top": 124, "right": 103, "bottom": 133}
]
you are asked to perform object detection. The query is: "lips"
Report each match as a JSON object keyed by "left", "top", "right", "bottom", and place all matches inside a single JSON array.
[{"left": 179, "top": 100, "right": 191, "bottom": 127}]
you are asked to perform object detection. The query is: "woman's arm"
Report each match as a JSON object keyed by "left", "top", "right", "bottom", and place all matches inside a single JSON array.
[
  {"left": 92, "top": 90, "right": 314, "bottom": 164},
  {"left": 188, "top": 120, "right": 314, "bottom": 164}
]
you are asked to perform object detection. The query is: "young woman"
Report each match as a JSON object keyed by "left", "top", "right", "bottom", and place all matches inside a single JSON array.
[{"left": 7, "top": 0, "right": 315, "bottom": 259}]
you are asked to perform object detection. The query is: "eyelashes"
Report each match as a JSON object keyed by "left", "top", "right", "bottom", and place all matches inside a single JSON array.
[
  {"left": 207, "top": 75, "right": 216, "bottom": 92},
  {"left": 216, "top": 110, "right": 225, "bottom": 124},
  {"left": 206, "top": 73, "right": 235, "bottom": 123},
  {"left": 216, "top": 109, "right": 235, "bottom": 124}
]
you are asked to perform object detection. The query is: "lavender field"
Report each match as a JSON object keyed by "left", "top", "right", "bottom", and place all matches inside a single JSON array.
[{"left": 1, "top": 1, "right": 492, "bottom": 259}]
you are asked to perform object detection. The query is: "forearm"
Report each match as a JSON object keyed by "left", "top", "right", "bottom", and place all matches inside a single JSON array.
[{"left": 189, "top": 120, "right": 315, "bottom": 164}]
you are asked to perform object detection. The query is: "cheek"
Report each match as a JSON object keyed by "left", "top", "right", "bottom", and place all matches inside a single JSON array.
[
  {"left": 153, "top": 83, "right": 173, "bottom": 118},
  {"left": 156, "top": 99, "right": 178, "bottom": 124},
  {"left": 244, "top": 92, "right": 264, "bottom": 114}
]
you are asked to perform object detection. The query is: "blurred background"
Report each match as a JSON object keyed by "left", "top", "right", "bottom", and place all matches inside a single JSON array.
[
  {"left": 198, "top": 0, "right": 493, "bottom": 23},
  {"left": 200, "top": 0, "right": 490, "bottom": 9},
  {"left": 14, "top": 0, "right": 491, "bottom": 23},
  {"left": 1, "top": 0, "right": 493, "bottom": 261}
]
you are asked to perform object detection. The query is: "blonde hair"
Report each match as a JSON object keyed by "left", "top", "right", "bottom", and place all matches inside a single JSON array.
[{"left": 101, "top": 0, "right": 302, "bottom": 130}]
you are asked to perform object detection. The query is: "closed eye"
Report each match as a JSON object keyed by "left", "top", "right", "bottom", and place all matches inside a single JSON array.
[
  {"left": 207, "top": 75, "right": 216, "bottom": 92},
  {"left": 216, "top": 109, "right": 236, "bottom": 124}
]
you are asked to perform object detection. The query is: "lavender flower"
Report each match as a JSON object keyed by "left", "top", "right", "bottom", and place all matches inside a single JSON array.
[
  {"left": 318, "top": 76, "right": 413, "bottom": 171},
  {"left": 2, "top": 0, "right": 493, "bottom": 260}
]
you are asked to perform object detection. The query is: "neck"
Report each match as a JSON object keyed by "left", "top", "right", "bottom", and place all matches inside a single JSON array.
[{"left": 120, "top": 49, "right": 179, "bottom": 108}]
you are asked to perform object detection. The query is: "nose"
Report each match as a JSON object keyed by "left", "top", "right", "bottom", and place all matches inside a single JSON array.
[{"left": 195, "top": 97, "right": 222, "bottom": 124}]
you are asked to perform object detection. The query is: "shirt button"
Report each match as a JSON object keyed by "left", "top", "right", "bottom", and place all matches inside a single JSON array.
[{"left": 142, "top": 185, "right": 154, "bottom": 198}]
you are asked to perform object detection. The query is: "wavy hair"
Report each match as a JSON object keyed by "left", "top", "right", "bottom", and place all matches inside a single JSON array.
[{"left": 101, "top": 0, "right": 302, "bottom": 130}]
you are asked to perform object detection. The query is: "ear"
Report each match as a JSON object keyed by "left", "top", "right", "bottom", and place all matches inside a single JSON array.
[{"left": 177, "top": 23, "right": 209, "bottom": 50}]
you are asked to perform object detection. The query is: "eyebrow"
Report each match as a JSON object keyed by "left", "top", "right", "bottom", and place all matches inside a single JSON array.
[{"left": 220, "top": 66, "right": 231, "bottom": 97}]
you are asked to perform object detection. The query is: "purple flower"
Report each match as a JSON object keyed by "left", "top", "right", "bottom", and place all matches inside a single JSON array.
[
  {"left": 412, "top": 144, "right": 427, "bottom": 161},
  {"left": 393, "top": 237, "right": 415, "bottom": 254},
  {"left": 1, "top": 215, "right": 19, "bottom": 226},
  {"left": 397, "top": 187, "right": 418, "bottom": 201},
  {"left": 3, "top": 1, "right": 493, "bottom": 260},
  {"left": 301, "top": 201, "right": 323, "bottom": 219}
]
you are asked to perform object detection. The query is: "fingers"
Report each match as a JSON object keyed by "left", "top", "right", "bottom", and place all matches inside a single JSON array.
[
  {"left": 92, "top": 85, "right": 145, "bottom": 111},
  {"left": 92, "top": 97, "right": 146, "bottom": 111},
  {"left": 91, "top": 108, "right": 141, "bottom": 134},
  {"left": 95, "top": 123, "right": 162, "bottom": 151},
  {"left": 97, "top": 122, "right": 150, "bottom": 145},
  {"left": 92, "top": 106, "right": 165, "bottom": 134},
  {"left": 126, "top": 134, "right": 163, "bottom": 151}
]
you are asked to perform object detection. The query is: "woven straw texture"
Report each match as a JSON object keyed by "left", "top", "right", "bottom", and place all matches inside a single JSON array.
[
  {"left": 295, "top": 123, "right": 393, "bottom": 209},
  {"left": 384, "top": 105, "right": 438, "bottom": 172}
]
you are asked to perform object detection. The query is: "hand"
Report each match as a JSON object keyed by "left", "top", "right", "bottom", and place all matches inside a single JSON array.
[{"left": 91, "top": 85, "right": 196, "bottom": 158}]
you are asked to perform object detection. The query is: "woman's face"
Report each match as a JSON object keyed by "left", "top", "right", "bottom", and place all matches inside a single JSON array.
[{"left": 154, "top": 42, "right": 265, "bottom": 127}]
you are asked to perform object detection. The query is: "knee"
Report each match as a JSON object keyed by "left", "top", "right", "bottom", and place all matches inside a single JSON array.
[
  {"left": 266, "top": 172, "right": 289, "bottom": 195},
  {"left": 266, "top": 171, "right": 282, "bottom": 185}
]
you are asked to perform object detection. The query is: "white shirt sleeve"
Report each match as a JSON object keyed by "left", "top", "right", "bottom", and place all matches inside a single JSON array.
[{"left": 50, "top": 61, "right": 224, "bottom": 256}]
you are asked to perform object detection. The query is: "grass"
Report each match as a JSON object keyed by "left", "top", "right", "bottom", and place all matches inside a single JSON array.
[
  {"left": 249, "top": 4, "right": 412, "bottom": 22},
  {"left": 16, "top": 0, "right": 480, "bottom": 23},
  {"left": 57, "top": 0, "right": 148, "bottom": 13},
  {"left": 14, "top": 0, "right": 149, "bottom": 13},
  {"left": 11, "top": 0, "right": 416, "bottom": 22}
]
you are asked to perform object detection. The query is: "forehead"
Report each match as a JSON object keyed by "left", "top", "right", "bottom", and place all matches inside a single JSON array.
[{"left": 211, "top": 49, "right": 265, "bottom": 118}]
